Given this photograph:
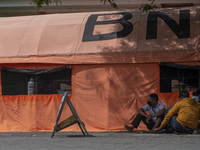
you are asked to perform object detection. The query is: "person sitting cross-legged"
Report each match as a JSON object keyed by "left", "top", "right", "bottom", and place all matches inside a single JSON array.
[
  {"left": 124, "top": 93, "right": 166, "bottom": 133},
  {"left": 153, "top": 90, "right": 200, "bottom": 134}
]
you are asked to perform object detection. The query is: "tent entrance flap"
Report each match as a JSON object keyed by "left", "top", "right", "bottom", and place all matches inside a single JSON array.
[{"left": 51, "top": 92, "right": 91, "bottom": 138}]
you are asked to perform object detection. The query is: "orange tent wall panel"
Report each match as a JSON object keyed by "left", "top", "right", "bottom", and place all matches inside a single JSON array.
[
  {"left": 0, "top": 94, "right": 74, "bottom": 132},
  {"left": 72, "top": 63, "right": 159, "bottom": 131}
]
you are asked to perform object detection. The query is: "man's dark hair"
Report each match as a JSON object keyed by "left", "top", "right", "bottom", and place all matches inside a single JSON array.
[
  {"left": 192, "top": 88, "right": 200, "bottom": 96},
  {"left": 149, "top": 93, "right": 158, "bottom": 101},
  {"left": 179, "top": 90, "right": 189, "bottom": 98}
]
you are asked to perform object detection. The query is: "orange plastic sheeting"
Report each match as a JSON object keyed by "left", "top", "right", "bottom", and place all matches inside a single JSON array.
[
  {"left": 0, "top": 7, "right": 199, "bottom": 64},
  {"left": 158, "top": 93, "right": 180, "bottom": 109},
  {"left": 159, "top": 92, "right": 195, "bottom": 107},
  {"left": 0, "top": 94, "right": 77, "bottom": 132},
  {"left": 72, "top": 63, "right": 159, "bottom": 131}
]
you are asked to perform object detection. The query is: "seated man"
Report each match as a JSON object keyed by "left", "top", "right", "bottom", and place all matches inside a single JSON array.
[
  {"left": 153, "top": 90, "right": 200, "bottom": 134},
  {"left": 191, "top": 88, "right": 200, "bottom": 132},
  {"left": 124, "top": 93, "right": 166, "bottom": 133},
  {"left": 192, "top": 88, "right": 200, "bottom": 102}
]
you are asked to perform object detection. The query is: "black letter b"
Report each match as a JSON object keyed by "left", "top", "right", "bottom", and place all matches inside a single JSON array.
[{"left": 82, "top": 12, "right": 133, "bottom": 42}]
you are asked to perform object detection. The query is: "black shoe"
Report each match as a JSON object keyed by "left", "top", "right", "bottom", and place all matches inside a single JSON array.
[{"left": 124, "top": 124, "right": 134, "bottom": 133}]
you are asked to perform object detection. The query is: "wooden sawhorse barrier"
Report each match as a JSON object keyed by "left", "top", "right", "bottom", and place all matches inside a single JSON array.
[{"left": 51, "top": 92, "right": 91, "bottom": 138}]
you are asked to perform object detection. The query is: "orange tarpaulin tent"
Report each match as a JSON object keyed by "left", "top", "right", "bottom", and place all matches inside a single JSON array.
[{"left": 0, "top": 6, "right": 199, "bottom": 131}]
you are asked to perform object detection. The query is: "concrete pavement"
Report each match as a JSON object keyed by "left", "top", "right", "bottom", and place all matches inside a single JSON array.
[{"left": 0, "top": 131, "right": 199, "bottom": 150}]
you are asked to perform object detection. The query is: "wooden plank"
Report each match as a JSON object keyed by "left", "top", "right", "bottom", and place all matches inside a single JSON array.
[{"left": 56, "top": 114, "right": 78, "bottom": 132}]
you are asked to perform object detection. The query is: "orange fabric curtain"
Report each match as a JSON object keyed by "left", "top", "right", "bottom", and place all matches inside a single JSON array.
[{"left": 0, "top": 94, "right": 76, "bottom": 132}]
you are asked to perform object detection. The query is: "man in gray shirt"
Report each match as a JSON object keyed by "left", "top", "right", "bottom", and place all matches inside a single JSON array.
[{"left": 124, "top": 93, "right": 166, "bottom": 133}]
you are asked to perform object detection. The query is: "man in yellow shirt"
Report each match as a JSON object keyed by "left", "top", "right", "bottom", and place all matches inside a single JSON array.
[{"left": 153, "top": 90, "right": 200, "bottom": 134}]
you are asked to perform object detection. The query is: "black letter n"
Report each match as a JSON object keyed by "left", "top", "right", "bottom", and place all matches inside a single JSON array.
[
  {"left": 146, "top": 10, "right": 190, "bottom": 39},
  {"left": 82, "top": 12, "right": 133, "bottom": 42}
]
